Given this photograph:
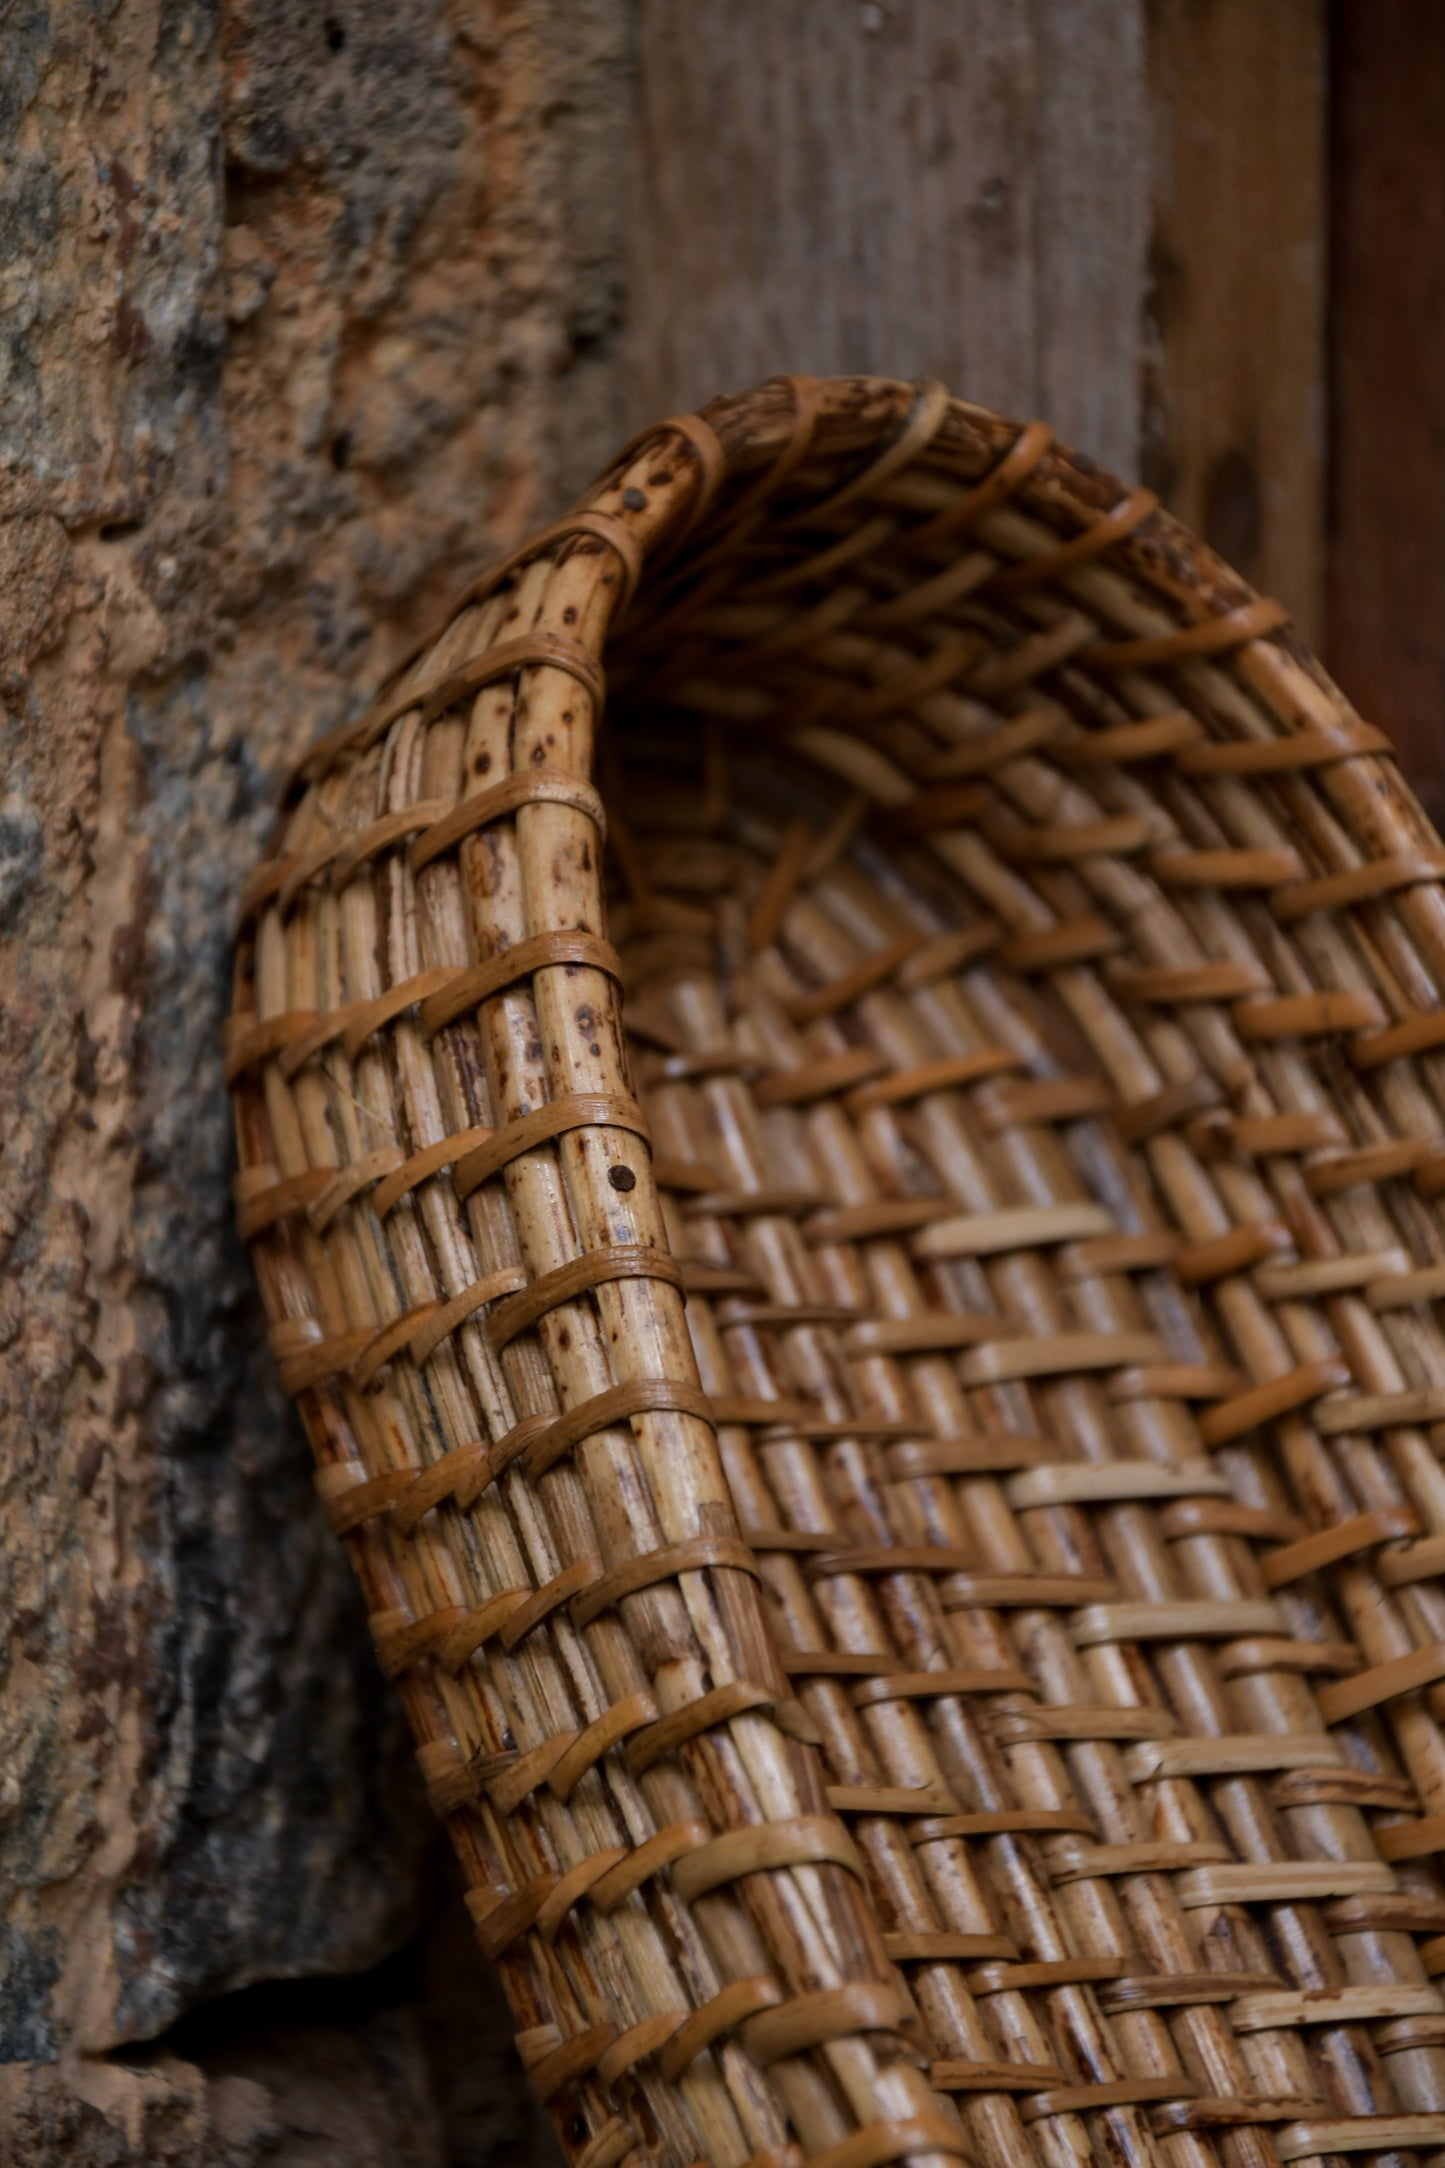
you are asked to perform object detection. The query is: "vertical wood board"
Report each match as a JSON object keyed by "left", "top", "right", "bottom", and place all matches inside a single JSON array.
[
  {"left": 1146, "top": 0, "right": 1327, "bottom": 642},
  {"left": 1326, "top": 0, "right": 1445, "bottom": 823},
  {"left": 626, "top": 0, "right": 1149, "bottom": 479}
]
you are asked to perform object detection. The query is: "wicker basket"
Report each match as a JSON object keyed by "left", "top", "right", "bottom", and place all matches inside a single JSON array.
[{"left": 231, "top": 376, "right": 1445, "bottom": 2168}]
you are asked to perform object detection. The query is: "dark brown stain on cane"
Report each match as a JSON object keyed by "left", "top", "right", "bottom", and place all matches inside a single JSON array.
[
  {"left": 575, "top": 1003, "right": 601, "bottom": 1056},
  {"left": 622, "top": 488, "right": 647, "bottom": 511},
  {"left": 608, "top": 1166, "right": 636, "bottom": 1192}
]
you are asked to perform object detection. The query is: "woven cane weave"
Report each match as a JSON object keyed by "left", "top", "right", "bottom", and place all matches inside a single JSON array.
[{"left": 231, "top": 375, "right": 1445, "bottom": 2168}]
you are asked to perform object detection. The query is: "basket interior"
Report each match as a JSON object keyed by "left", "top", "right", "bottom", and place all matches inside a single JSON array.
[
  {"left": 592, "top": 493, "right": 1445, "bottom": 2141},
  {"left": 602, "top": 708, "right": 1445, "bottom": 2120}
]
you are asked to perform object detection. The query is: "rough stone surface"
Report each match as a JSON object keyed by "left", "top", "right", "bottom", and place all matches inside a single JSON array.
[
  {"left": 0, "top": 0, "right": 624, "bottom": 2148},
  {"left": 0, "top": 1874, "right": 558, "bottom": 2164}
]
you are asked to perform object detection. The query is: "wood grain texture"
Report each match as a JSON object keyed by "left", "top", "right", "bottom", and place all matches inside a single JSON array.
[
  {"left": 1327, "top": 0, "right": 1445, "bottom": 824},
  {"left": 1145, "top": 0, "right": 1327, "bottom": 642},
  {"left": 625, "top": 0, "right": 1149, "bottom": 476}
]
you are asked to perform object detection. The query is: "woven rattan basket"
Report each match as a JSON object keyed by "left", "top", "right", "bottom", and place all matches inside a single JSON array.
[{"left": 231, "top": 376, "right": 1445, "bottom": 2168}]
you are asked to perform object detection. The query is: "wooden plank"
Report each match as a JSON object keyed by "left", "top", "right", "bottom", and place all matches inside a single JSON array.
[
  {"left": 626, "top": 0, "right": 1149, "bottom": 476},
  {"left": 1146, "top": 0, "right": 1326, "bottom": 643},
  {"left": 1327, "top": 0, "right": 1445, "bottom": 824},
  {"left": 1032, "top": 0, "right": 1149, "bottom": 475}
]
